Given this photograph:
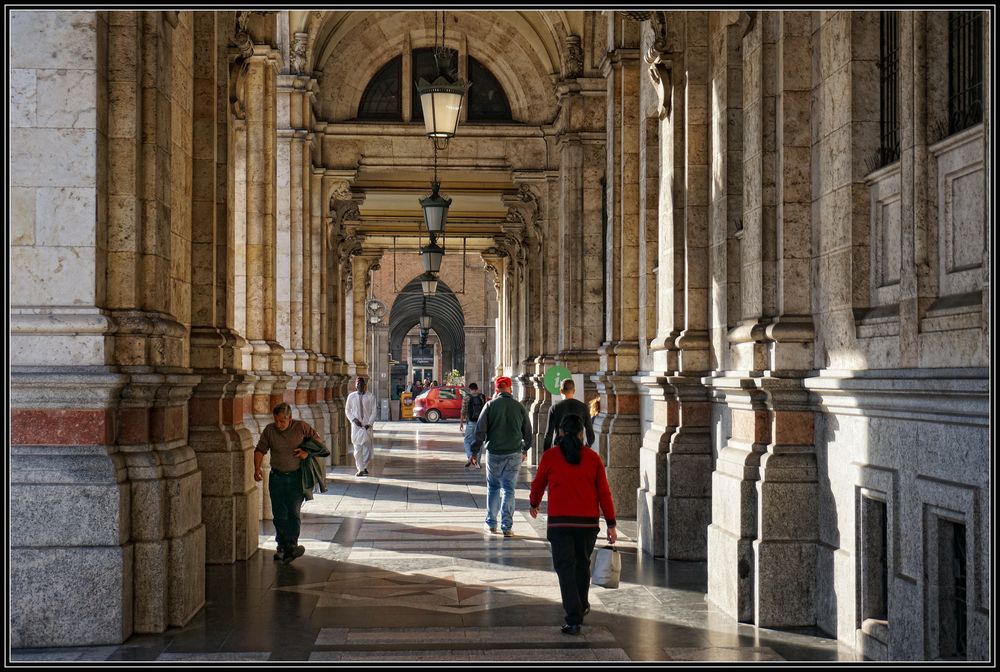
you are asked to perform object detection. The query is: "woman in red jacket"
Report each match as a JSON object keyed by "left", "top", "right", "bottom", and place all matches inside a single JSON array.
[{"left": 529, "top": 413, "right": 617, "bottom": 635}]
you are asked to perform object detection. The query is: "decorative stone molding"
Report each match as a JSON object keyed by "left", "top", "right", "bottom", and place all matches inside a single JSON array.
[
  {"left": 503, "top": 183, "right": 541, "bottom": 252},
  {"left": 364, "top": 259, "right": 381, "bottom": 293},
  {"left": 291, "top": 31, "right": 309, "bottom": 75},
  {"left": 563, "top": 35, "right": 583, "bottom": 79}
]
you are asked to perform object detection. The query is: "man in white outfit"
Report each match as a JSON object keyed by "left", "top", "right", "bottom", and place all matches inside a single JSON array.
[{"left": 345, "top": 376, "right": 378, "bottom": 477}]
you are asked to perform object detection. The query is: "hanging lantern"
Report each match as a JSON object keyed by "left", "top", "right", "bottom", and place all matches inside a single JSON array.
[
  {"left": 420, "top": 240, "right": 444, "bottom": 274},
  {"left": 416, "top": 47, "right": 470, "bottom": 139},
  {"left": 420, "top": 313, "right": 432, "bottom": 330},
  {"left": 420, "top": 271, "right": 439, "bottom": 296},
  {"left": 419, "top": 181, "right": 452, "bottom": 234}
]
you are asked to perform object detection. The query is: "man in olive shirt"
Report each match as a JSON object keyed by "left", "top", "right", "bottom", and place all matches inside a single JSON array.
[
  {"left": 470, "top": 376, "right": 533, "bottom": 537},
  {"left": 543, "top": 378, "right": 595, "bottom": 452},
  {"left": 254, "top": 402, "right": 325, "bottom": 564}
]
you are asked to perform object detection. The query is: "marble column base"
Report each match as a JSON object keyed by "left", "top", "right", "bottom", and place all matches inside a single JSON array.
[
  {"left": 637, "top": 490, "right": 666, "bottom": 558},
  {"left": 10, "top": 546, "right": 133, "bottom": 647},
  {"left": 754, "top": 539, "right": 817, "bottom": 627},
  {"left": 706, "top": 523, "right": 755, "bottom": 623}
]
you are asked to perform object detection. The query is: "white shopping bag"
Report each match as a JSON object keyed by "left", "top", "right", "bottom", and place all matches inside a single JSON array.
[{"left": 590, "top": 544, "right": 621, "bottom": 588}]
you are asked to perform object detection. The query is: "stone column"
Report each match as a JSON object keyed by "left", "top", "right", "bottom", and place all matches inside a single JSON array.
[
  {"left": 241, "top": 44, "right": 287, "bottom": 520},
  {"left": 10, "top": 12, "right": 131, "bottom": 647},
  {"left": 332, "top": 195, "right": 363, "bottom": 461},
  {"left": 350, "top": 251, "right": 381, "bottom": 380},
  {"left": 13, "top": 10, "right": 207, "bottom": 640},
  {"left": 591, "top": 17, "right": 643, "bottom": 518},
  {"left": 276, "top": 69, "right": 321, "bottom": 436},
  {"left": 529, "top": 173, "right": 562, "bottom": 453},
  {"left": 552, "top": 72, "right": 605, "bottom": 425},
  {"left": 187, "top": 11, "right": 258, "bottom": 564},
  {"left": 507, "top": 180, "right": 550, "bottom": 460},
  {"left": 707, "top": 12, "right": 819, "bottom": 627},
  {"left": 310, "top": 166, "right": 333, "bottom": 451},
  {"left": 750, "top": 12, "right": 818, "bottom": 628}
]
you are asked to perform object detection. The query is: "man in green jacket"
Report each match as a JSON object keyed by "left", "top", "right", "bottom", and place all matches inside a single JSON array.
[{"left": 470, "top": 376, "right": 533, "bottom": 538}]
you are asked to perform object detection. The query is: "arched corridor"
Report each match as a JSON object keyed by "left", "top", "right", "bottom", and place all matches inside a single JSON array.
[
  {"left": 11, "top": 426, "right": 854, "bottom": 662},
  {"left": 8, "top": 8, "right": 991, "bottom": 662}
]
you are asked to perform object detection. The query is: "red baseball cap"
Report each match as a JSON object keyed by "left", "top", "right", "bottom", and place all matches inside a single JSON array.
[{"left": 495, "top": 376, "right": 512, "bottom": 390}]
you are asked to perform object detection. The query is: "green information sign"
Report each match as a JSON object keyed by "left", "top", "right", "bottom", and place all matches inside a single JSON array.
[{"left": 543, "top": 365, "right": 573, "bottom": 396}]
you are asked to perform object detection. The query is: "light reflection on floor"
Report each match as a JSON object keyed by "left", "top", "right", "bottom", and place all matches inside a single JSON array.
[{"left": 11, "top": 420, "right": 857, "bottom": 662}]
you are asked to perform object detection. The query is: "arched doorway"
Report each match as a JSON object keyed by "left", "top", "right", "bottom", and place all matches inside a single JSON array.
[{"left": 388, "top": 276, "right": 465, "bottom": 394}]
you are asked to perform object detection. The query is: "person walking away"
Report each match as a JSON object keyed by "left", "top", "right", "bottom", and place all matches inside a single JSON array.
[
  {"left": 529, "top": 414, "right": 617, "bottom": 635},
  {"left": 345, "top": 376, "right": 377, "bottom": 477},
  {"left": 469, "top": 376, "right": 532, "bottom": 537},
  {"left": 459, "top": 383, "right": 487, "bottom": 468},
  {"left": 254, "top": 402, "right": 327, "bottom": 564},
  {"left": 542, "top": 378, "right": 595, "bottom": 452}
]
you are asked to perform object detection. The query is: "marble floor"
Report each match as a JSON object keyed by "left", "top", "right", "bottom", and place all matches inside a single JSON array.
[{"left": 10, "top": 421, "right": 858, "bottom": 663}]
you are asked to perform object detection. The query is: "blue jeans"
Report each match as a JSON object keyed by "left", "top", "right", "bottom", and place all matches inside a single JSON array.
[
  {"left": 485, "top": 451, "right": 522, "bottom": 531},
  {"left": 463, "top": 421, "right": 478, "bottom": 459}
]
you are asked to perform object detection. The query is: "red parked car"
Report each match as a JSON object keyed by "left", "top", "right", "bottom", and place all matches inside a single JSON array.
[{"left": 413, "top": 386, "right": 489, "bottom": 423}]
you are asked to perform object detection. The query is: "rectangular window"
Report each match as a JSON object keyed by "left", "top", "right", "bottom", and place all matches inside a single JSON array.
[
  {"left": 948, "top": 11, "right": 984, "bottom": 134},
  {"left": 937, "top": 519, "right": 968, "bottom": 659},
  {"left": 862, "top": 497, "right": 889, "bottom": 621},
  {"left": 878, "top": 12, "right": 900, "bottom": 168}
]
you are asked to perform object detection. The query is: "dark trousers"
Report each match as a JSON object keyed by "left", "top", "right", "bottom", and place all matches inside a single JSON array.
[
  {"left": 269, "top": 470, "right": 304, "bottom": 552},
  {"left": 546, "top": 527, "right": 599, "bottom": 625}
]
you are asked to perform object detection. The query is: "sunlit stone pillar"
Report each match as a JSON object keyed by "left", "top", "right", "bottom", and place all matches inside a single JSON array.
[{"left": 187, "top": 11, "right": 258, "bottom": 564}]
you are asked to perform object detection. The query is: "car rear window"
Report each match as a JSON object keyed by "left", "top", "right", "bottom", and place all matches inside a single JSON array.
[{"left": 438, "top": 388, "right": 457, "bottom": 400}]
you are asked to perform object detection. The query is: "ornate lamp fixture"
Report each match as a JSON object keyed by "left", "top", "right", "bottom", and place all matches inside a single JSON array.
[
  {"left": 419, "top": 298, "right": 433, "bottom": 330},
  {"left": 420, "top": 271, "right": 439, "bottom": 296},
  {"left": 420, "top": 239, "right": 445, "bottom": 274},
  {"left": 420, "top": 181, "right": 451, "bottom": 235},
  {"left": 415, "top": 11, "right": 470, "bottom": 142},
  {"left": 416, "top": 12, "right": 468, "bottom": 295}
]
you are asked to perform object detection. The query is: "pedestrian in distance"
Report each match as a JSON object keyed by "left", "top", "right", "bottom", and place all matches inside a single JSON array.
[
  {"left": 459, "top": 382, "right": 487, "bottom": 469},
  {"left": 470, "top": 376, "right": 533, "bottom": 537},
  {"left": 529, "top": 413, "right": 617, "bottom": 635},
  {"left": 345, "top": 376, "right": 377, "bottom": 477},
  {"left": 543, "top": 377, "right": 595, "bottom": 452}
]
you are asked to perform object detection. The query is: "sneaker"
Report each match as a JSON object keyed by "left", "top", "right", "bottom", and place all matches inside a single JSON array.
[
  {"left": 483, "top": 523, "right": 498, "bottom": 534},
  {"left": 282, "top": 545, "right": 305, "bottom": 564},
  {"left": 560, "top": 624, "right": 581, "bottom": 636},
  {"left": 272, "top": 548, "right": 285, "bottom": 562},
  {"left": 502, "top": 529, "right": 514, "bottom": 538},
  {"left": 465, "top": 459, "right": 473, "bottom": 468},
  {"left": 361, "top": 469, "right": 369, "bottom": 476},
  {"left": 356, "top": 470, "right": 365, "bottom": 477}
]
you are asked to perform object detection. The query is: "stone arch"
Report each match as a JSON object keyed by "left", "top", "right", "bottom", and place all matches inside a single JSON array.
[
  {"left": 388, "top": 277, "right": 465, "bottom": 374},
  {"left": 311, "top": 11, "right": 566, "bottom": 124}
]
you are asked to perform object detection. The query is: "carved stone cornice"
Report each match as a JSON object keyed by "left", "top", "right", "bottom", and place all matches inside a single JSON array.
[
  {"left": 480, "top": 251, "right": 504, "bottom": 302},
  {"left": 502, "top": 183, "right": 541, "bottom": 248}
]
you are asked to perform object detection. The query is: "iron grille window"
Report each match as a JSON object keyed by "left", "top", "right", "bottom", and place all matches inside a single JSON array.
[
  {"left": 948, "top": 11, "right": 983, "bottom": 134},
  {"left": 467, "top": 56, "right": 512, "bottom": 121},
  {"left": 878, "top": 12, "right": 900, "bottom": 167},
  {"left": 358, "top": 56, "right": 402, "bottom": 120}
]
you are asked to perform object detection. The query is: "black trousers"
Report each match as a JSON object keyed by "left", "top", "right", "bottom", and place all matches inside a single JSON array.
[
  {"left": 546, "top": 527, "right": 599, "bottom": 625},
  {"left": 269, "top": 470, "right": 304, "bottom": 552}
]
